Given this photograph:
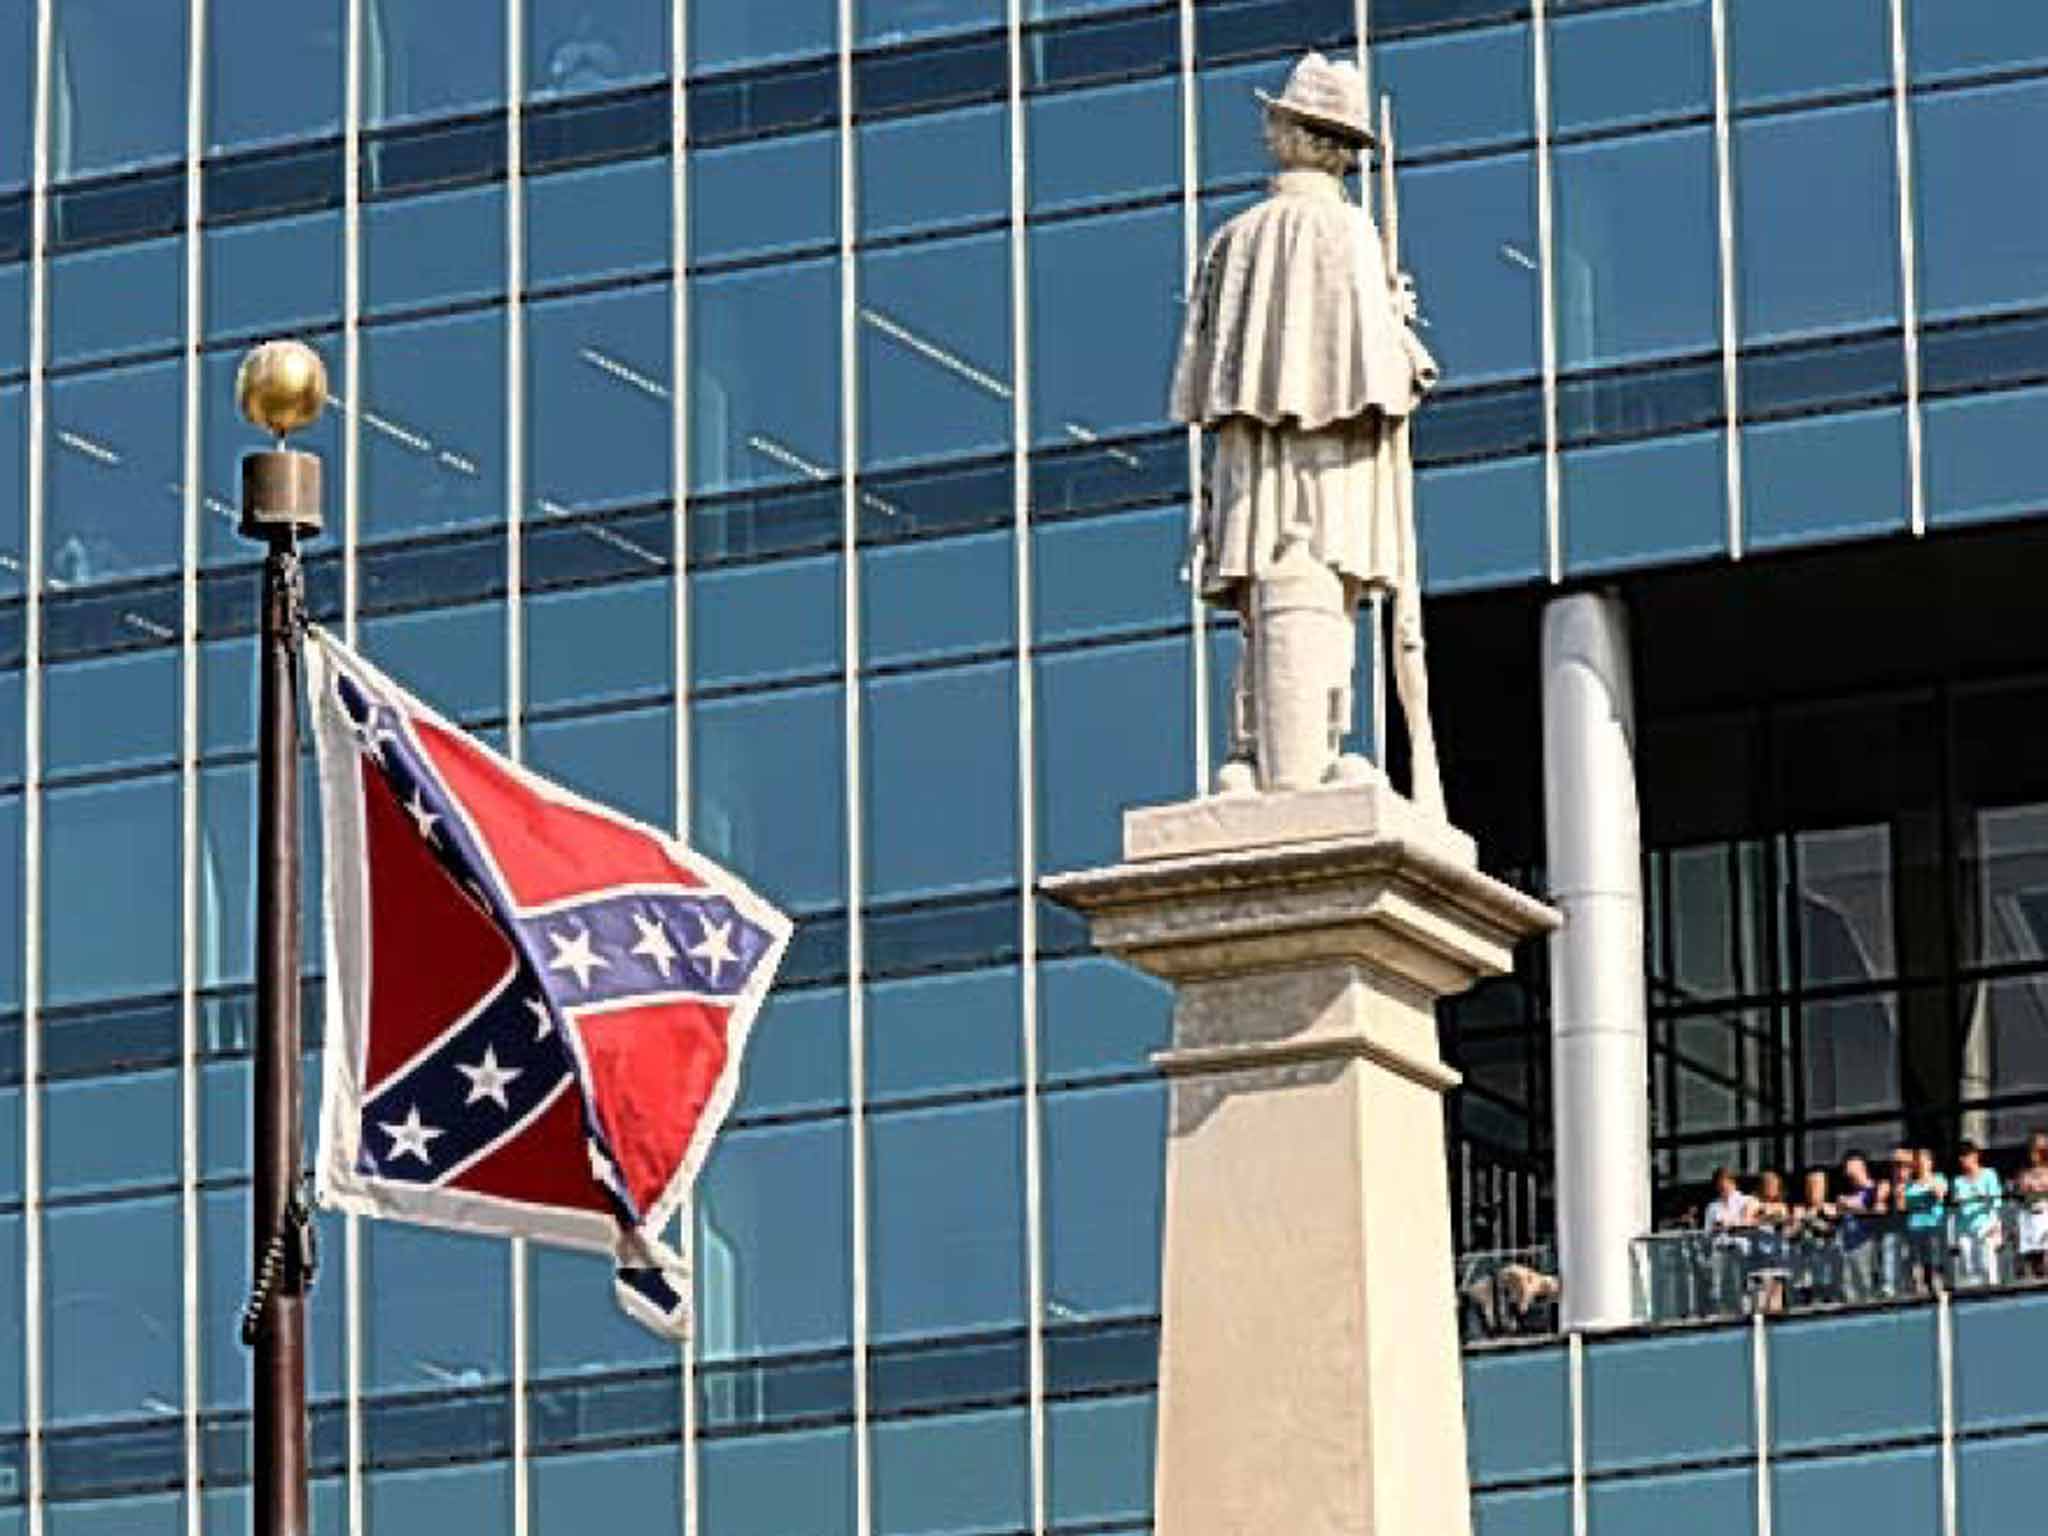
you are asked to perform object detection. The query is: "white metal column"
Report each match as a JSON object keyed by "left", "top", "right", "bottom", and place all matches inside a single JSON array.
[{"left": 1542, "top": 591, "right": 1650, "bottom": 1331}]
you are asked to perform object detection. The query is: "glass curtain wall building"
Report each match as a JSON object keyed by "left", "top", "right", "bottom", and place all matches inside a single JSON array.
[{"left": 4, "top": 0, "right": 2048, "bottom": 1532}]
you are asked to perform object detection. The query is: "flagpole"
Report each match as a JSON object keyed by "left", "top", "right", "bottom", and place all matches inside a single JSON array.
[{"left": 236, "top": 340, "right": 327, "bottom": 1536}]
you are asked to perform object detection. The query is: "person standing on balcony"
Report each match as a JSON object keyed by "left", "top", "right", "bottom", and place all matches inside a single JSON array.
[
  {"left": 1837, "top": 1151, "right": 1890, "bottom": 1303},
  {"left": 1901, "top": 1146, "right": 1951, "bottom": 1294},
  {"left": 2014, "top": 1132, "right": 2048, "bottom": 1282},
  {"left": 1950, "top": 1139, "right": 2005, "bottom": 1287},
  {"left": 1792, "top": 1167, "right": 1842, "bottom": 1305},
  {"left": 1704, "top": 1167, "right": 1757, "bottom": 1314}
]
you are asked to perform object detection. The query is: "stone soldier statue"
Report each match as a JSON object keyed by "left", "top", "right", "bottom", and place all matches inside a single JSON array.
[{"left": 1171, "top": 52, "right": 1445, "bottom": 817}]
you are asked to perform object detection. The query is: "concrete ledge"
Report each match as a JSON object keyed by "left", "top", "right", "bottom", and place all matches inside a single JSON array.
[{"left": 1125, "top": 781, "right": 1478, "bottom": 869}]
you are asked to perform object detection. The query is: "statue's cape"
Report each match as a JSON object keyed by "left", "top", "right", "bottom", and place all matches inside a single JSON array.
[{"left": 1170, "top": 172, "right": 1437, "bottom": 433}]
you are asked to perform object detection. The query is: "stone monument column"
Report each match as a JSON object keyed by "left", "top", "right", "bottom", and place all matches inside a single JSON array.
[{"left": 1045, "top": 788, "right": 1556, "bottom": 1536}]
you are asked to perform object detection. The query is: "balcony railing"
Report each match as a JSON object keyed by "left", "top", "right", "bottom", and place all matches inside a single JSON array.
[{"left": 1457, "top": 1243, "right": 1561, "bottom": 1343}]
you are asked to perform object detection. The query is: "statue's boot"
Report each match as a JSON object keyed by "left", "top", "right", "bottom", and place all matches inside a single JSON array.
[{"left": 1252, "top": 542, "right": 1349, "bottom": 792}]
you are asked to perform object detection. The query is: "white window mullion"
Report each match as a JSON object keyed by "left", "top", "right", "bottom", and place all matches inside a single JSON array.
[
  {"left": 1710, "top": 0, "right": 1744, "bottom": 559},
  {"left": 1533, "top": 0, "right": 1562, "bottom": 582},
  {"left": 1889, "top": 0, "right": 1926, "bottom": 537},
  {"left": 1178, "top": 0, "right": 1206, "bottom": 791}
]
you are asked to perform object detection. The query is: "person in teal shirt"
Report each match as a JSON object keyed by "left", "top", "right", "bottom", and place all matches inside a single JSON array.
[
  {"left": 1901, "top": 1147, "right": 1949, "bottom": 1294},
  {"left": 1951, "top": 1139, "right": 2005, "bottom": 1288}
]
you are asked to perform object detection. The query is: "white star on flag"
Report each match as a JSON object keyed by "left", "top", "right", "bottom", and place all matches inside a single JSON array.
[
  {"left": 630, "top": 911, "right": 679, "bottom": 979},
  {"left": 456, "top": 1046, "right": 522, "bottom": 1111},
  {"left": 688, "top": 915, "right": 738, "bottom": 984},
  {"left": 547, "top": 925, "right": 610, "bottom": 990},
  {"left": 526, "top": 995, "right": 553, "bottom": 1039},
  {"left": 381, "top": 1105, "right": 444, "bottom": 1166},
  {"left": 406, "top": 789, "right": 440, "bottom": 844}
]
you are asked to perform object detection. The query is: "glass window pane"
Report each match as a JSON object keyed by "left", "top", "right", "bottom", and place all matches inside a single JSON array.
[
  {"left": 872, "top": 1407, "right": 1029, "bottom": 1536},
  {"left": 695, "top": 1119, "right": 852, "bottom": 1360},
  {"left": 1735, "top": 102, "right": 1900, "bottom": 346},
  {"left": 1402, "top": 151, "right": 1542, "bottom": 388},
  {"left": 364, "top": 0, "right": 506, "bottom": 126},
  {"left": 1741, "top": 405, "right": 1908, "bottom": 552},
  {"left": 43, "top": 774, "right": 179, "bottom": 1007},
  {"left": 1047, "top": 1393, "right": 1152, "bottom": 1527},
  {"left": 1915, "top": 80, "right": 2048, "bottom": 323},
  {"left": 1374, "top": 22, "right": 1530, "bottom": 158},
  {"left": 1588, "top": 1466, "right": 1752, "bottom": 1534},
  {"left": 525, "top": 578, "right": 671, "bottom": 713},
  {"left": 1555, "top": 127, "right": 1718, "bottom": 371},
  {"left": 1418, "top": 453, "right": 1545, "bottom": 594},
  {"left": 1729, "top": 0, "right": 1887, "bottom": 108},
  {"left": 1035, "top": 637, "right": 1193, "bottom": 872},
  {"left": 1550, "top": 0, "right": 1710, "bottom": 136},
  {"left": 1027, "top": 75, "right": 1178, "bottom": 215},
  {"left": 533, "top": 1444, "right": 683, "bottom": 1528},
  {"left": 366, "top": 1462, "right": 515, "bottom": 1531},
  {"left": 1465, "top": 1348, "right": 1571, "bottom": 1486},
  {"left": 363, "top": 182, "right": 507, "bottom": 313},
  {"left": 46, "top": 1071, "right": 178, "bottom": 1196},
  {"left": 861, "top": 530, "right": 1012, "bottom": 667},
  {"left": 689, "top": 555, "right": 842, "bottom": 689},
  {"left": 1197, "top": 56, "right": 1290, "bottom": 190},
  {"left": 1584, "top": 1329, "right": 1753, "bottom": 1471},
  {"left": 735, "top": 985, "right": 849, "bottom": 1118},
  {"left": 1473, "top": 1488, "right": 1571, "bottom": 1536},
  {"left": 691, "top": 258, "right": 840, "bottom": 496},
  {"left": 691, "top": 0, "right": 834, "bottom": 74},
  {"left": 1043, "top": 1082, "right": 1164, "bottom": 1321},
  {"left": 1773, "top": 1448, "right": 1939, "bottom": 1536},
  {"left": 1031, "top": 504, "right": 1187, "bottom": 646},
  {"left": 525, "top": 704, "right": 675, "bottom": 829},
  {"left": 359, "top": 309, "right": 508, "bottom": 543},
  {"left": 358, "top": 600, "right": 507, "bottom": 725},
  {"left": 201, "top": 1191, "right": 346, "bottom": 1409},
  {"left": 868, "top": 966, "right": 1020, "bottom": 1104},
  {"left": 690, "top": 133, "right": 837, "bottom": 266},
  {"left": 859, "top": 0, "right": 1001, "bottom": 48},
  {"left": 46, "top": 1197, "right": 181, "bottom": 1424},
  {"left": 53, "top": 0, "right": 188, "bottom": 178},
  {"left": 1928, "top": 384, "right": 2048, "bottom": 531},
  {"left": 860, "top": 103, "right": 1007, "bottom": 240},
  {"left": 528, "top": 0, "right": 667, "bottom": 98},
  {"left": 205, "top": 210, "right": 344, "bottom": 344},
  {"left": 1955, "top": 1290, "right": 2048, "bottom": 1431},
  {"left": 43, "top": 646, "right": 181, "bottom": 779},
  {"left": 529, "top": 157, "right": 672, "bottom": 287},
  {"left": 1030, "top": 205, "right": 1179, "bottom": 449},
  {"left": 1037, "top": 955, "right": 1169, "bottom": 1084},
  {"left": 1961, "top": 1433, "right": 2048, "bottom": 1536},
  {"left": 691, "top": 683, "right": 845, "bottom": 915},
  {"left": 868, "top": 1099, "right": 1024, "bottom": 1340},
  {"left": 1770, "top": 1309, "right": 1938, "bottom": 1452},
  {"left": 862, "top": 661, "right": 1017, "bottom": 903},
  {"left": 861, "top": 233, "right": 1012, "bottom": 471},
  {"left": 1562, "top": 430, "right": 1724, "bottom": 576},
  {"left": 366, "top": 1226, "right": 509, "bottom": 1392},
  {"left": 0, "top": 389, "right": 23, "bottom": 581},
  {"left": 1803, "top": 993, "right": 1901, "bottom": 1120},
  {"left": 46, "top": 359, "right": 183, "bottom": 588},
  {"left": 699, "top": 1427, "right": 855, "bottom": 1536},
  {"left": 208, "top": 0, "right": 345, "bottom": 151},
  {"left": 532, "top": 1244, "right": 671, "bottom": 1379},
  {"left": 2, "top": 5, "right": 28, "bottom": 189},
  {"left": 47, "top": 1492, "right": 181, "bottom": 1535},
  {"left": 1911, "top": 0, "right": 2048, "bottom": 84},
  {"left": 49, "top": 236, "right": 183, "bottom": 366},
  {"left": 0, "top": 797, "right": 20, "bottom": 1014},
  {"left": 528, "top": 284, "right": 673, "bottom": 516}
]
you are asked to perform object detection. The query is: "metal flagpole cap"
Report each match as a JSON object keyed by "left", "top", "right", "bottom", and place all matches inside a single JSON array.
[{"left": 237, "top": 340, "right": 327, "bottom": 540}]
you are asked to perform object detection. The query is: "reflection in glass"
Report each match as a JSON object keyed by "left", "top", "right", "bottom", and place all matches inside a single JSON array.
[
  {"left": 528, "top": 284, "right": 672, "bottom": 516},
  {"left": 692, "top": 0, "right": 834, "bottom": 75},
  {"left": 861, "top": 233, "right": 1011, "bottom": 471},
  {"left": 691, "top": 258, "right": 839, "bottom": 496},
  {"left": 45, "top": 359, "right": 183, "bottom": 587},
  {"left": 1030, "top": 206, "right": 1179, "bottom": 452},
  {"left": 2, "top": 6, "right": 28, "bottom": 189},
  {"left": 208, "top": 0, "right": 344, "bottom": 151},
  {"left": 859, "top": 0, "right": 1001, "bottom": 48},
  {"left": 527, "top": 0, "right": 666, "bottom": 98},
  {"left": 45, "top": 1197, "right": 181, "bottom": 1424},
  {"left": 694, "top": 1120, "right": 851, "bottom": 1361},
  {"left": 859, "top": 102, "right": 1007, "bottom": 240},
  {"left": 365, "top": 1225, "right": 509, "bottom": 1392},
  {"left": 42, "top": 774, "right": 178, "bottom": 1007},
  {"left": 359, "top": 309, "right": 507, "bottom": 543},
  {"left": 868, "top": 1099, "right": 1025, "bottom": 1340},
  {"left": 1735, "top": 102, "right": 1899, "bottom": 346},
  {"left": 1554, "top": 127, "right": 1717, "bottom": 371},
  {"left": 691, "top": 684, "right": 845, "bottom": 915},
  {"left": 1401, "top": 153, "right": 1540, "bottom": 387},
  {"left": 52, "top": 0, "right": 187, "bottom": 179},
  {"left": 363, "top": 0, "right": 505, "bottom": 126}
]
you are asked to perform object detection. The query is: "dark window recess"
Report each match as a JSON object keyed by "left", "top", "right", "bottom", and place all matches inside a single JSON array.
[
  {"left": 696, "top": 1348, "right": 857, "bottom": 1436},
  {"left": 205, "top": 138, "right": 345, "bottom": 225},
  {"left": 779, "top": 912, "right": 851, "bottom": 989},
  {"left": 1029, "top": 429, "right": 1186, "bottom": 521},
  {"left": 1557, "top": 356, "right": 1722, "bottom": 447},
  {"left": 854, "top": 31, "right": 1008, "bottom": 118},
  {"left": 1922, "top": 310, "right": 2048, "bottom": 399},
  {"left": 865, "top": 893, "right": 1023, "bottom": 980},
  {"left": 688, "top": 60, "right": 839, "bottom": 146},
  {"left": 48, "top": 165, "right": 184, "bottom": 253},
  {"left": 362, "top": 1382, "right": 515, "bottom": 1470},
  {"left": 43, "top": 1419, "right": 182, "bottom": 1502},
  {"left": 690, "top": 480, "right": 842, "bottom": 567},
  {"left": 1042, "top": 1316, "right": 1159, "bottom": 1397},
  {"left": 868, "top": 1328, "right": 1030, "bottom": 1417},
  {"left": 1377, "top": 0, "right": 1528, "bottom": 30},
  {"left": 859, "top": 453, "right": 1012, "bottom": 546},
  {"left": 41, "top": 993, "right": 180, "bottom": 1081},
  {"left": 524, "top": 84, "right": 671, "bottom": 176},
  {"left": 199, "top": 1401, "right": 350, "bottom": 1489},
  {"left": 197, "top": 980, "right": 327, "bottom": 1062},
  {"left": 1026, "top": 6, "right": 1180, "bottom": 93},
  {"left": 1739, "top": 330, "right": 1905, "bottom": 422},
  {"left": 1413, "top": 380, "right": 1545, "bottom": 465},
  {"left": 1194, "top": 0, "right": 1353, "bottom": 66},
  {"left": 42, "top": 578, "right": 183, "bottom": 663},
  {"left": 198, "top": 553, "right": 344, "bottom": 641},
  {"left": 527, "top": 1367, "right": 684, "bottom": 1453},
  {"left": 0, "top": 190, "right": 27, "bottom": 264},
  {"left": 1035, "top": 894, "right": 1094, "bottom": 960},
  {"left": 524, "top": 505, "right": 673, "bottom": 593},
  {"left": 356, "top": 526, "right": 508, "bottom": 617},
  {"left": 362, "top": 115, "right": 508, "bottom": 201},
  {"left": 0, "top": 601, "right": 24, "bottom": 670}
]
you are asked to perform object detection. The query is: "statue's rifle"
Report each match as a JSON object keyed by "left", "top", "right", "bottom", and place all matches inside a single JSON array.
[{"left": 1367, "top": 93, "right": 1418, "bottom": 761}]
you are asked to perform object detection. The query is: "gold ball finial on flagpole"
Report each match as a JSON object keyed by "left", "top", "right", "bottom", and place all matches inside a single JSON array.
[{"left": 237, "top": 339, "right": 328, "bottom": 443}]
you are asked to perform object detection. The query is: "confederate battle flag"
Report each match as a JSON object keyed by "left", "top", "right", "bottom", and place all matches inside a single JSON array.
[{"left": 306, "top": 630, "right": 789, "bottom": 1338}]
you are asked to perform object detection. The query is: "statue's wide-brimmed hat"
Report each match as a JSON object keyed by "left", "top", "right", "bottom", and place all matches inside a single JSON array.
[{"left": 1256, "top": 52, "right": 1377, "bottom": 148}]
